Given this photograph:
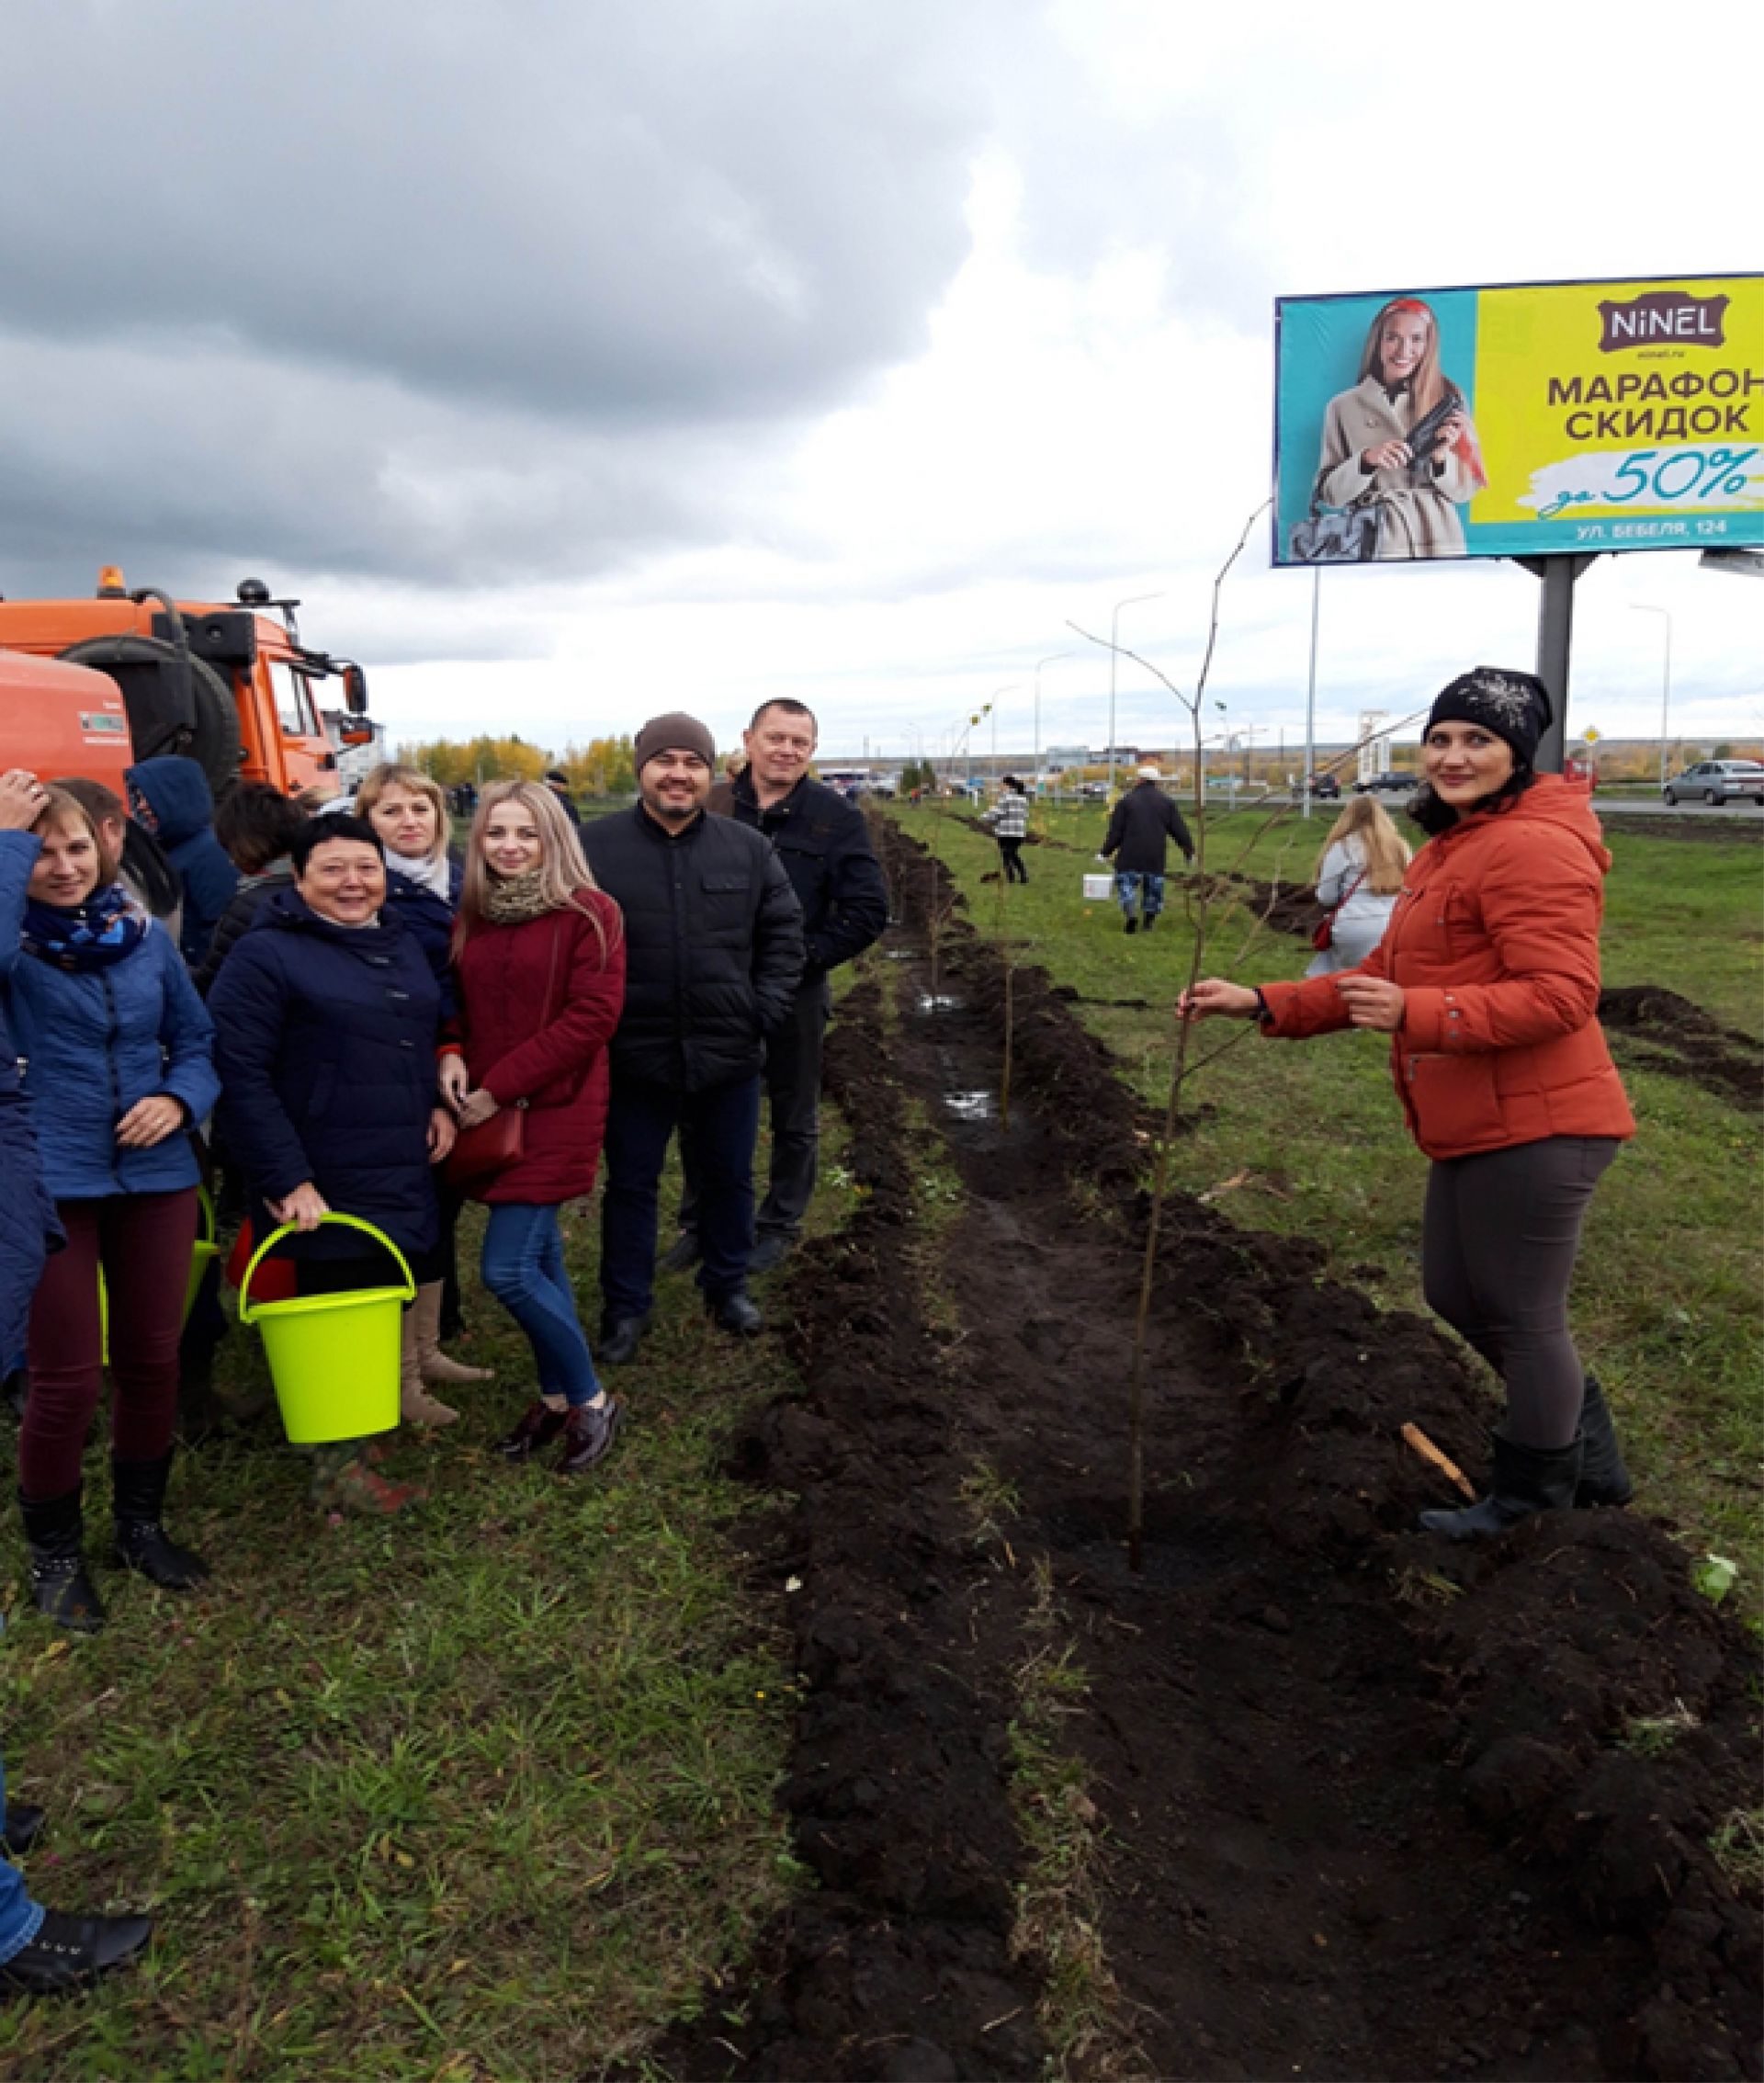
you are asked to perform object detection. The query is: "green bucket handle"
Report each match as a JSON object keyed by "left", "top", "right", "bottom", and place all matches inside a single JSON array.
[{"left": 237, "top": 1213, "right": 415, "bottom": 1326}]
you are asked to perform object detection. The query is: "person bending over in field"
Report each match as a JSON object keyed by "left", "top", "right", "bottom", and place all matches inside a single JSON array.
[{"left": 1181, "top": 669, "right": 1634, "bottom": 1539}]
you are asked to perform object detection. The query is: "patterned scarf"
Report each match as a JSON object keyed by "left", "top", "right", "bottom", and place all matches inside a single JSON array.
[
  {"left": 482, "top": 869, "right": 555, "bottom": 926},
  {"left": 20, "top": 882, "right": 153, "bottom": 971}
]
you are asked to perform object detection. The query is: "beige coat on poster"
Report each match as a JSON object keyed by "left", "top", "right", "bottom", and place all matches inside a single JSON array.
[{"left": 1314, "top": 379, "right": 1483, "bottom": 559}]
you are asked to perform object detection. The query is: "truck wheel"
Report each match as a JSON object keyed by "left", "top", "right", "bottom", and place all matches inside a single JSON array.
[{"left": 57, "top": 637, "right": 242, "bottom": 800}]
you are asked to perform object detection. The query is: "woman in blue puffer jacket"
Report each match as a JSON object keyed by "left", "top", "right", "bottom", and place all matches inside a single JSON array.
[{"left": 1, "top": 782, "right": 220, "bottom": 1634}]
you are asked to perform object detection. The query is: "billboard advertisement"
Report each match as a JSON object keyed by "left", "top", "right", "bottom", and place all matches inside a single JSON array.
[{"left": 1273, "top": 273, "right": 1764, "bottom": 566}]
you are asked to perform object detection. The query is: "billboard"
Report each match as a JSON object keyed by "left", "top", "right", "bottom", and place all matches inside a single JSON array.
[{"left": 1273, "top": 273, "right": 1764, "bottom": 566}]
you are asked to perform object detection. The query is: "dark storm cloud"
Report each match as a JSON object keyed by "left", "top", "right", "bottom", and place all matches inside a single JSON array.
[
  {"left": 0, "top": 0, "right": 985, "bottom": 424},
  {"left": 0, "top": 0, "right": 1006, "bottom": 599}
]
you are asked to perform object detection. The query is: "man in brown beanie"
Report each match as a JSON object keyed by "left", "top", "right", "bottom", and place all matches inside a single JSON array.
[{"left": 582, "top": 714, "right": 804, "bottom": 1361}]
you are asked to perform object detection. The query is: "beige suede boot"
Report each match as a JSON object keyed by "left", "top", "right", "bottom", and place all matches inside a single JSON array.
[
  {"left": 400, "top": 1304, "right": 458, "bottom": 1427},
  {"left": 414, "top": 1283, "right": 494, "bottom": 1386}
]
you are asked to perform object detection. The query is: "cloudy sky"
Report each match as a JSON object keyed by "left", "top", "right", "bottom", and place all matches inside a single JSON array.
[{"left": 4, "top": 0, "right": 1758, "bottom": 764}]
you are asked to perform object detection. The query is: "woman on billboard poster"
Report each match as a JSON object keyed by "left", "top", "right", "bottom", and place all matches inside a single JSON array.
[{"left": 1314, "top": 298, "right": 1487, "bottom": 559}]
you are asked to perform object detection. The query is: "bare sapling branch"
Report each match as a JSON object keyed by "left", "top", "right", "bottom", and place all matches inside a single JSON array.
[{"left": 1071, "top": 498, "right": 1267, "bottom": 1571}]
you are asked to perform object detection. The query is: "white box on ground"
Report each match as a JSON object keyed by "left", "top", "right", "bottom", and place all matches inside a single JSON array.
[{"left": 1083, "top": 873, "right": 1114, "bottom": 901}]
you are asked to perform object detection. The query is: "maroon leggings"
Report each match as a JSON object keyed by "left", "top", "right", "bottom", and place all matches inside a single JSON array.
[{"left": 22, "top": 1189, "right": 199, "bottom": 1500}]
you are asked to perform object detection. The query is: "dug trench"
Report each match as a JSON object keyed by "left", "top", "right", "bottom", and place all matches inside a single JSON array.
[{"left": 645, "top": 825, "right": 1758, "bottom": 2081}]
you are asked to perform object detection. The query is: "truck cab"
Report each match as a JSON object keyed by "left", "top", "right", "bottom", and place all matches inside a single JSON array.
[{"left": 0, "top": 569, "right": 373, "bottom": 800}]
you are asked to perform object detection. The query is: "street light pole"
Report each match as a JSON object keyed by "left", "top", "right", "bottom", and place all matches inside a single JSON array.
[
  {"left": 1033, "top": 652, "right": 1070, "bottom": 798},
  {"left": 992, "top": 685, "right": 1022, "bottom": 784},
  {"left": 1304, "top": 566, "right": 1321, "bottom": 818},
  {"left": 1109, "top": 591, "right": 1163, "bottom": 797},
  {"left": 1632, "top": 605, "right": 1673, "bottom": 786}
]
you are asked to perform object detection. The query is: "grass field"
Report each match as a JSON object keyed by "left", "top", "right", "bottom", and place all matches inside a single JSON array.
[
  {"left": 0, "top": 1145, "right": 857, "bottom": 2080},
  {"left": 898, "top": 797, "right": 1764, "bottom": 1613},
  {"left": 0, "top": 798, "right": 1755, "bottom": 2077}
]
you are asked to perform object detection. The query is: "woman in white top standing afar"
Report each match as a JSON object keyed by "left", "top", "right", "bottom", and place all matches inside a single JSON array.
[{"left": 1306, "top": 793, "right": 1411, "bottom": 978}]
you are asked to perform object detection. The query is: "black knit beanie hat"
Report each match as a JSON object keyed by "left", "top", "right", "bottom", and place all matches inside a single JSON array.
[
  {"left": 633, "top": 711, "right": 717, "bottom": 773},
  {"left": 1425, "top": 667, "right": 1552, "bottom": 767}
]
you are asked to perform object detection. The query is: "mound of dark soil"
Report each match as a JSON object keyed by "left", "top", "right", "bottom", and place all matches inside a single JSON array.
[
  {"left": 647, "top": 819, "right": 1760, "bottom": 2080},
  {"left": 1600, "top": 984, "right": 1764, "bottom": 1114},
  {"left": 643, "top": 979, "right": 1045, "bottom": 2082}
]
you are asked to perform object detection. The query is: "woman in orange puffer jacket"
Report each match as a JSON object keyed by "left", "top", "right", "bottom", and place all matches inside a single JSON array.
[{"left": 1182, "top": 668, "right": 1634, "bottom": 1540}]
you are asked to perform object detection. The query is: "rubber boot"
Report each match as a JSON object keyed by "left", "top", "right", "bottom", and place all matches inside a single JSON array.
[
  {"left": 413, "top": 1281, "right": 493, "bottom": 1387},
  {"left": 399, "top": 1305, "right": 458, "bottom": 1427},
  {"left": 112, "top": 1453, "right": 210, "bottom": 1590},
  {"left": 1576, "top": 1375, "right": 1633, "bottom": 1509},
  {"left": 18, "top": 1488, "right": 106, "bottom": 1634},
  {"left": 1419, "top": 1432, "right": 1583, "bottom": 1542}
]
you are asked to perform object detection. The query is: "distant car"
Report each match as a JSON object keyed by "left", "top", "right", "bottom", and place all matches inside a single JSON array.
[
  {"left": 1079, "top": 781, "right": 1110, "bottom": 799},
  {"left": 1662, "top": 760, "right": 1764, "bottom": 807},
  {"left": 1306, "top": 773, "right": 1341, "bottom": 800},
  {"left": 1354, "top": 771, "right": 1416, "bottom": 797}
]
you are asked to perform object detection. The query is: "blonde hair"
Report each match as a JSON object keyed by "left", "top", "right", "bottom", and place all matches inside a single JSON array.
[
  {"left": 33, "top": 785, "right": 120, "bottom": 886},
  {"left": 455, "top": 780, "right": 620, "bottom": 961},
  {"left": 356, "top": 763, "right": 450, "bottom": 862},
  {"left": 1359, "top": 297, "right": 1455, "bottom": 420},
  {"left": 1317, "top": 794, "right": 1411, "bottom": 896}
]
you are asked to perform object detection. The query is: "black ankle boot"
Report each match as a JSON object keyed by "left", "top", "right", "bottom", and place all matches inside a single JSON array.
[
  {"left": 112, "top": 1455, "right": 209, "bottom": 1591},
  {"left": 0, "top": 1908, "right": 153, "bottom": 1992},
  {"left": 1419, "top": 1432, "right": 1583, "bottom": 1542},
  {"left": 1576, "top": 1375, "right": 1633, "bottom": 1508},
  {"left": 18, "top": 1489, "right": 106, "bottom": 1634}
]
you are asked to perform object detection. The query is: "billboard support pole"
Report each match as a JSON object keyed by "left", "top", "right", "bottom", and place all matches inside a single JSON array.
[
  {"left": 1517, "top": 554, "right": 1599, "bottom": 773},
  {"left": 1303, "top": 568, "right": 1320, "bottom": 818}
]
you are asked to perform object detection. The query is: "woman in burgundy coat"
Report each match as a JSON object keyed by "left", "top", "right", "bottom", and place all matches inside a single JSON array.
[{"left": 441, "top": 782, "right": 627, "bottom": 1475}]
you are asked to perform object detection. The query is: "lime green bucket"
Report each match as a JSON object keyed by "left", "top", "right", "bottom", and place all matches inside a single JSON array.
[
  {"left": 99, "top": 1184, "right": 220, "bottom": 1363},
  {"left": 237, "top": 1214, "right": 413, "bottom": 1444}
]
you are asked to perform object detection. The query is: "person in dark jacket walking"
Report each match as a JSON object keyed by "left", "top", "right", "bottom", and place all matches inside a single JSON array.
[
  {"left": 661, "top": 699, "right": 888, "bottom": 1278},
  {"left": 441, "top": 781, "right": 627, "bottom": 1473},
  {"left": 582, "top": 712, "right": 805, "bottom": 1360},
  {"left": 209, "top": 817, "right": 458, "bottom": 1511},
  {"left": 2, "top": 783, "right": 220, "bottom": 1630},
  {"left": 125, "top": 756, "right": 239, "bottom": 969},
  {"left": 1101, "top": 765, "right": 1194, "bottom": 934}
]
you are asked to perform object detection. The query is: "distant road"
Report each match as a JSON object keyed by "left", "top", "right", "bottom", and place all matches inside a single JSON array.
[{"left": 1595, "top": 796, "right": 1762, "bottom": 821}]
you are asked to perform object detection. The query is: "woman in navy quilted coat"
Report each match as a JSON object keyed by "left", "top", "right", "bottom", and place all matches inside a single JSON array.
[
  {"left": 1, "top": 782, "right": 219, "bottom": 1633},
  {"left": 208, "top": 816, "right": 459, "bottom": 1512}
]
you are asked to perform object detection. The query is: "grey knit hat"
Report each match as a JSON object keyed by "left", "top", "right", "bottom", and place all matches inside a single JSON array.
[{"left": 633, "top": 711, "right": 716, "bottom": 773}]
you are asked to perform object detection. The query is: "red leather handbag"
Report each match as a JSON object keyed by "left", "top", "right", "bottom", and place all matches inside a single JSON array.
[{"left": 445, "top": 1100, "right": 527, "bottom": 1189}]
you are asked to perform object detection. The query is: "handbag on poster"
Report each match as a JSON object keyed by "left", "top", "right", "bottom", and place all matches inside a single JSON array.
[{"left": 1291, "top": 501, "right": 1384, "bottom": 564}]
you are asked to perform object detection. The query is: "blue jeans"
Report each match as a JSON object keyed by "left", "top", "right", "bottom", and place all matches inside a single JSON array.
[
  {"left": 602, "top": 1075, "right": 763, "bottom": 1320},
  {"left": 1115, "top": 871, "right": 1167, "bottom": 921},
  {"left": 0, "top": 1749, "right": 44, "bottom": 1965},
  {"left": 481, "top": 1206, "right": 603, "bottom": 1408}
]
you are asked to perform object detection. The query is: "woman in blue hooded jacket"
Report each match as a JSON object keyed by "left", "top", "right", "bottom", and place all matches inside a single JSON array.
[
  {"left": 2, "top": 784, "right": 219, "bottom": 1633},
  {"left": 0, "top": 770, "right": 157, "bottom": 1987}
]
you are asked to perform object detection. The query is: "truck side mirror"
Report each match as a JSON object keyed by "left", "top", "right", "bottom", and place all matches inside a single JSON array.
[{"left": 342, "top": 662, "right": 369, "bottom": 713}]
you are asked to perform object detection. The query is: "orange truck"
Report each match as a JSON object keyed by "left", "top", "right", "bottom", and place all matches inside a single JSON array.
[{"left": 0, "top": 568, "right": 374, "bottom": 800}]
